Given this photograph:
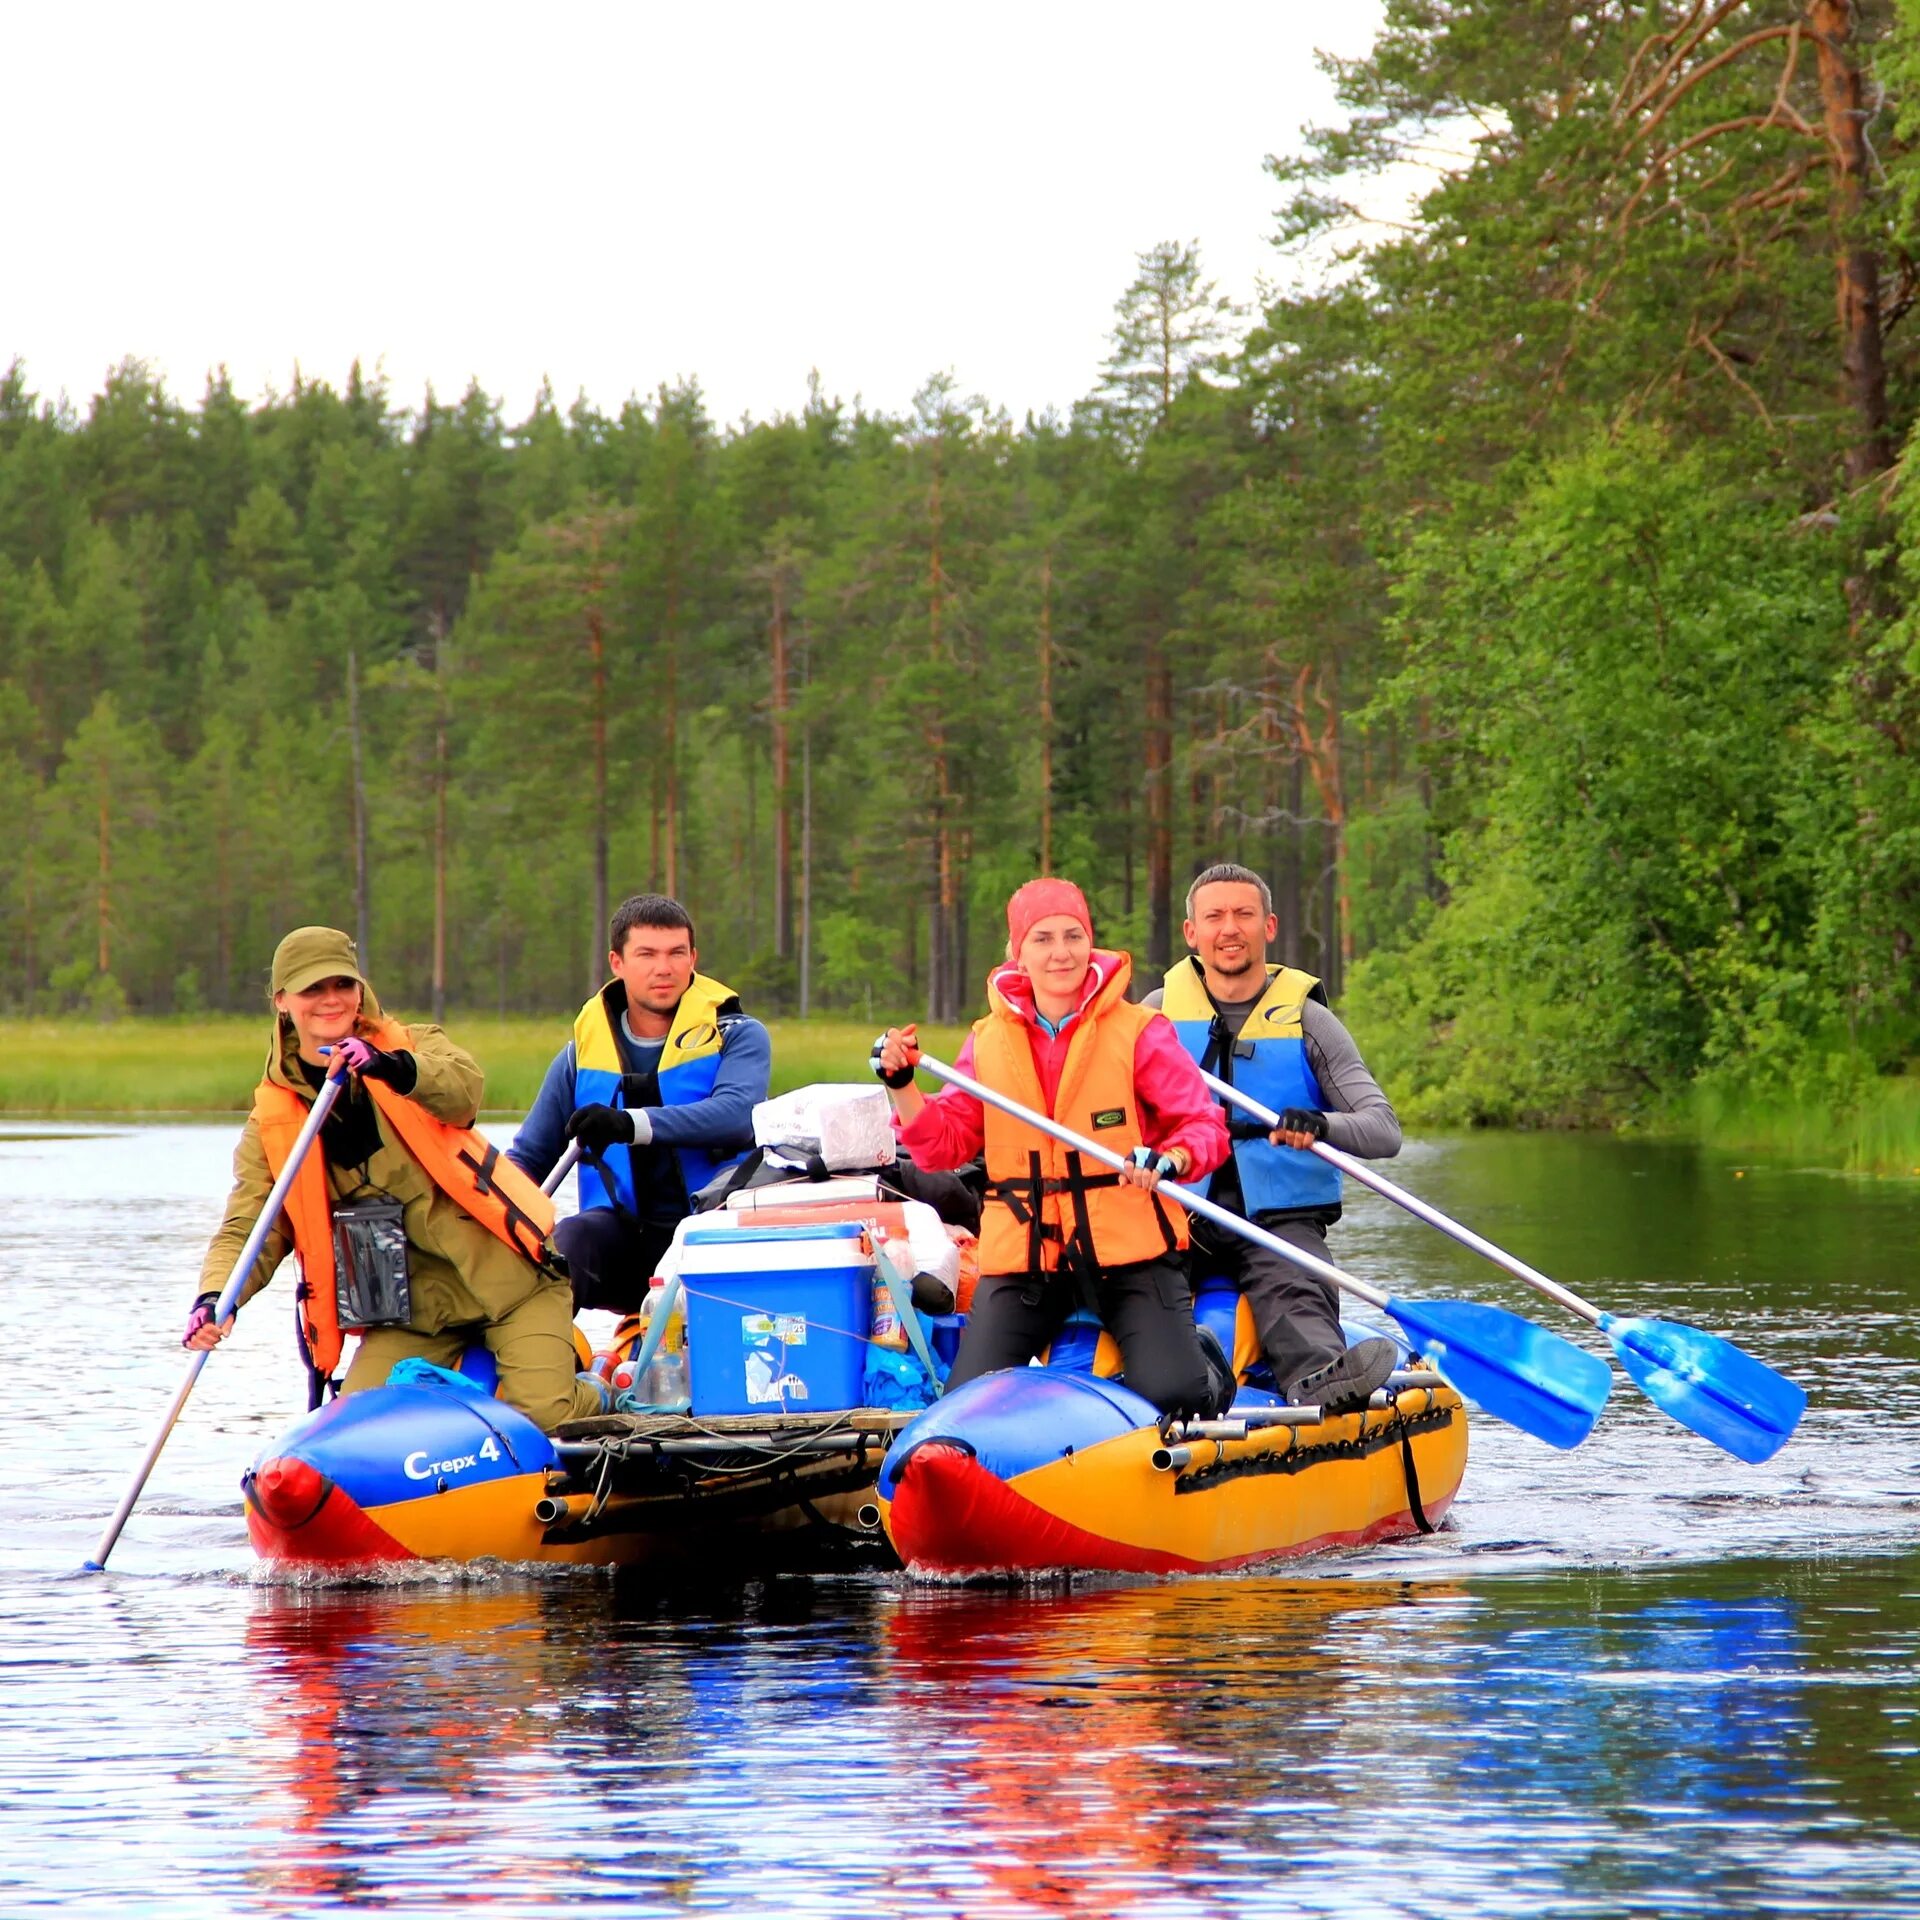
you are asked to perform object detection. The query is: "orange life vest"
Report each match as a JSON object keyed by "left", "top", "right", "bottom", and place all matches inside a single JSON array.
[
  {"left": 973, "top": 955, "right": 1184, "bottom": 1278},
  {"left": 254, "top": 1018, "right": 557, "bottom": 1376}
]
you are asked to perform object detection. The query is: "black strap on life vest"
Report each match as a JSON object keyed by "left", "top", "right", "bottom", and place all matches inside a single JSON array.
[
  {"left": 986, "top": 1147, "right": 1179, "bottom": 1304},
  {"left": 986, "top": 1150, "right": 1060, "bottom": 1275},
  {"left": 1059, "top": 1149, "right": 1106, "bottom": 1307},
  {"left": 290, "top": 1294, "right": 340, "bottom": 1411},
  {"left": 580, "top": 1141, "right": 647, "bottom": 1235},
  {"left": 454, "top": 1136, "right": 560, "bottom": 1271},
  {"left": 1202, "top": 1012, "right": 1234, "bottom": 1080}
]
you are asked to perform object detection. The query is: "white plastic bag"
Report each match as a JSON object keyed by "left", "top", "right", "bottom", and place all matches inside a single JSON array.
[
  {"left": 885, "top": 1198, "right": 961, "bottom": 1301},
  {"left": 750, "top": 1083, "right": 897, "bottom": 1171}
]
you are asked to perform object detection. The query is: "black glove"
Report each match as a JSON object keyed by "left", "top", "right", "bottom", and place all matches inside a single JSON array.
[
  {"left": 182, "top": 1291, "right": 221, "bottom": 1347},
  {"left": 359, "top": 1047, "right": 417, "bottom": 1092},
  {"left": 566, "top": 1104, "right": 636, "bottom": 1154},
  {"left": 869, "top": 1033, "right": 916, "bottom": 1090},
  {"left": 325, "top": 1036, "right": 417, "bottom": 1091},
  {"left": 1275, "top": 1107, "right": 1328, "bottom": 1143}
]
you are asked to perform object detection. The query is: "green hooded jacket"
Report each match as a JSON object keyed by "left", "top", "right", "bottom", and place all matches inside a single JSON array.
[{"left": 199, "top": 992, "right": 565, "bottom": 1337}]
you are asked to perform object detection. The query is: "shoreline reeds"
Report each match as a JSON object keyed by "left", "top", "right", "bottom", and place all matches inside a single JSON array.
[
  {"left": 0, "top": 1016, "right": 970, "bottom": 1118},
  {"left": 8, "top": 1016, "right": 1916, "bottom": 1180},
  {"left": 1676, "top": 1073, "right": 1920, "bottom": 1180}
]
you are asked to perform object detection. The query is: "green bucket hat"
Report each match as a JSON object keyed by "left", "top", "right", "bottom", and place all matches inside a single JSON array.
[{"left": 270, "top": 927, "right": 367, "bottom": 998}]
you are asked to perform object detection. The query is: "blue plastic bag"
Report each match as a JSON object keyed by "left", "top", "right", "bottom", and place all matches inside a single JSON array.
[
  {"left": 386, "top": 1356, "right": 493, "bottom": 1398},
  {"left": 862, "top": 1345, "right": 938, "bottom": 1411}
]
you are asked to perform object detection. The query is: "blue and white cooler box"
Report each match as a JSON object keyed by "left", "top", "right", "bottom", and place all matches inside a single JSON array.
[{"left": 679, "top": 1220, "right": 874, "bottom": 1415}]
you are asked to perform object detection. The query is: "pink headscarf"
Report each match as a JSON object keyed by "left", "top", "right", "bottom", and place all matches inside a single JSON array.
[{"left": 1006, "top": 878, "right": 1094, "bottom": 953}]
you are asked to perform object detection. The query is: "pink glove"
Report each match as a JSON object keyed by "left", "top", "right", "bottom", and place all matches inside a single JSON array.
[
  {"left": 326, "top": 1036, "right": 376, "bottom": 1075},
  {"left": 321, "top": 1036, "right": 413, "bottom": 1088},
  {"left": 182, "top": 1295, "right": 220, "bottom": 1347}
]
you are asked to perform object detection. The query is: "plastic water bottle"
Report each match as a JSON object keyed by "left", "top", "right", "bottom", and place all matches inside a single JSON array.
[{"left": 643, "top": 1348, "right": 688, "bottom": 1407}]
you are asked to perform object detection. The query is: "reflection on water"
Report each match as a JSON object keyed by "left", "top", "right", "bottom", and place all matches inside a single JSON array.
[
  {"left": 20, "top": 1565, "right": 1911, "bottom": 1917},
  {"left": 879, "top": 1578, "right": 1444, "bottom": 1915},
  {"left": 6, "top": 1122, "right": 1920, "bottom": 1915}
]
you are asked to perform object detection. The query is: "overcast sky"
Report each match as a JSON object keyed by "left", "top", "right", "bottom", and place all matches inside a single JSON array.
[{"left": 8, "top": 1, "right": 1403, "bottom": 427}]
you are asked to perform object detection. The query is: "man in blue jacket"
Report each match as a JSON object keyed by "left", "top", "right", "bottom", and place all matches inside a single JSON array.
[{"left": 509, "top": 894, "right": 771, "bottom": 1313}]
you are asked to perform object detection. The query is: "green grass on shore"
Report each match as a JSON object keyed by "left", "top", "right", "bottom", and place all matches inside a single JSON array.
[
  {"left": 0, "top": 1015, "right": 973, "bottom": 1116},
  {"left": 19, "top": 1014, "right": 1917, "bottom": 1179},
  {"left": 1682, "top": 1072, "right": 1920, "bottom": 1177}
]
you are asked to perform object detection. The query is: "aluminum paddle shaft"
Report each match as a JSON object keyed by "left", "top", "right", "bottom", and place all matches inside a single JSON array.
[
  {"left": 85, "top": 1065, "right": 349, "bottom": 1571},
  {"left": 541, "top": 1141, "right": 581, "bottom": 1197},
  {"left": 1197, "top": 1066, "right": 1807, "bottom": 1463},
  {"left": 1198, "top": 1068, "right": 1595, "bottom": 1320},
  {"left": 915, "top": 1052, "right": 1612, "bottom": 1448},
  {"left": 917, "top": 1055, "right": 1389, "bottom": 1312}
]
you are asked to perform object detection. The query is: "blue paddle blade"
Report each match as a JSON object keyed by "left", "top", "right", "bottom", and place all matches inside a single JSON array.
[
  {"left": 1385, "top": 1295, "right": 1613, "bottom": 1450},
  {"left": 1597, "top": 1313, "right": 1807, "bottom": 1465}
]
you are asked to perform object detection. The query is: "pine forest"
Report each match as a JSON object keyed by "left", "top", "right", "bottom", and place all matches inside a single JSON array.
[{"left": 6, "top": 0, "right": 1920, "bottom": 1139}]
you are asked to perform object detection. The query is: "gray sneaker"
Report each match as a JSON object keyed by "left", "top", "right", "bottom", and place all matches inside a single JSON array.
[{"left": 1287, "top": 1337, "right": 1398, "bottom": 1414}]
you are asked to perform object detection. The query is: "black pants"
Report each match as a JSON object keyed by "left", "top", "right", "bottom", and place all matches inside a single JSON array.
[
  {"left": 1188, "top": 1212, "right": 1346, "bottom": 1396},
  {"left": 947, "top": 1255, "right": 1217, "bottom": 1416},
  {"left": 553, "top": 1208, "right": 679, "bottom": 1316}
]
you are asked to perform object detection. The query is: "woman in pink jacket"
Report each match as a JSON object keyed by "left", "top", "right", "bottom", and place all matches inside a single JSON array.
[{"left": 874, "top": 879, "right": 1234, "bottom": 1417}]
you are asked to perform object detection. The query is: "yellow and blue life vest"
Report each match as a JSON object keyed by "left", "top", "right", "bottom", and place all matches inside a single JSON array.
[
  {"left": 1160, "top": 958, "right": 1342, "bottom": 1216},
  {"left": 571, "top": 973, "right": 747, "bottom": 1214}
]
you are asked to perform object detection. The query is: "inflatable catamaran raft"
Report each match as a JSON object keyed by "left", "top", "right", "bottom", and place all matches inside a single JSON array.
[
  {"left": 94, "top": 1068, "right": 1803, "bottom": 1578},
  {"left": 241, "top": 1190, "right": 1467, "bottom": 1573},
  {"left": 236, "top": 1071, "right": 1504, "bottom": 1577},
  {"left": 241, "top": 1286, "right": 1465, "bottom": 1575}
]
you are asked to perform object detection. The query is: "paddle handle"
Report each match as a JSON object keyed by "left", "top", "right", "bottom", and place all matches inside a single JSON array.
[
  {"left": 1197, "top": 1068, "right": 1602, "bottom": 1329},
  {"left": 916, "top": 1054, "right": 1392, "bottom": 1314},
  {"left": 541, "top": 1141, "right": 581, "bottom": 1198},
  {"left": 86, "top": 1067, "right": 348, "bottom": 1572}
]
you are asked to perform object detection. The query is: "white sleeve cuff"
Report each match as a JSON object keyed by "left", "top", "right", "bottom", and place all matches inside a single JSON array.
[{"left": 628, "top": 1107, "right": 654, "bottom": 1146}]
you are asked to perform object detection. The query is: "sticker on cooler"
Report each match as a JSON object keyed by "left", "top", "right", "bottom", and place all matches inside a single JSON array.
[{"left": 743, "top": 1311, "right": 811, "bottom": 1405}]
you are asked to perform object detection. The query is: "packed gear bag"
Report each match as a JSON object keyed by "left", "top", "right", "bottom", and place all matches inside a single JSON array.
[
  {"left": 690, "top": 1146, "right": 841, "bottom": 1210},
  {"left": 886, "top": 1151, "right": 985, "bottom": 1233},
  {"left": 331, "top": 1194, "right": 413, "bottom": 1328},
  {"left": 751, "top": 1083, "right": 897, "bottom": 1172}
]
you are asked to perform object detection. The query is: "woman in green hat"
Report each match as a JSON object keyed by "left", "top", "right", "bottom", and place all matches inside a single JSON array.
[{"left": 183, "top": 926, "right": 605, "bottom": 1432}]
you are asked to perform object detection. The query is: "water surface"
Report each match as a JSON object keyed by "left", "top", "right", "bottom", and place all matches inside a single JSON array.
[{"left": 4, "top": 1124, "right": 1916, "bottom": 1916}]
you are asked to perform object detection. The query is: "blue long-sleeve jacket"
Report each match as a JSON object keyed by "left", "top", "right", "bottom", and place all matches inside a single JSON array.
[{"left": 507, "top": 1009, "right": 772, "bottom": 1201}]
